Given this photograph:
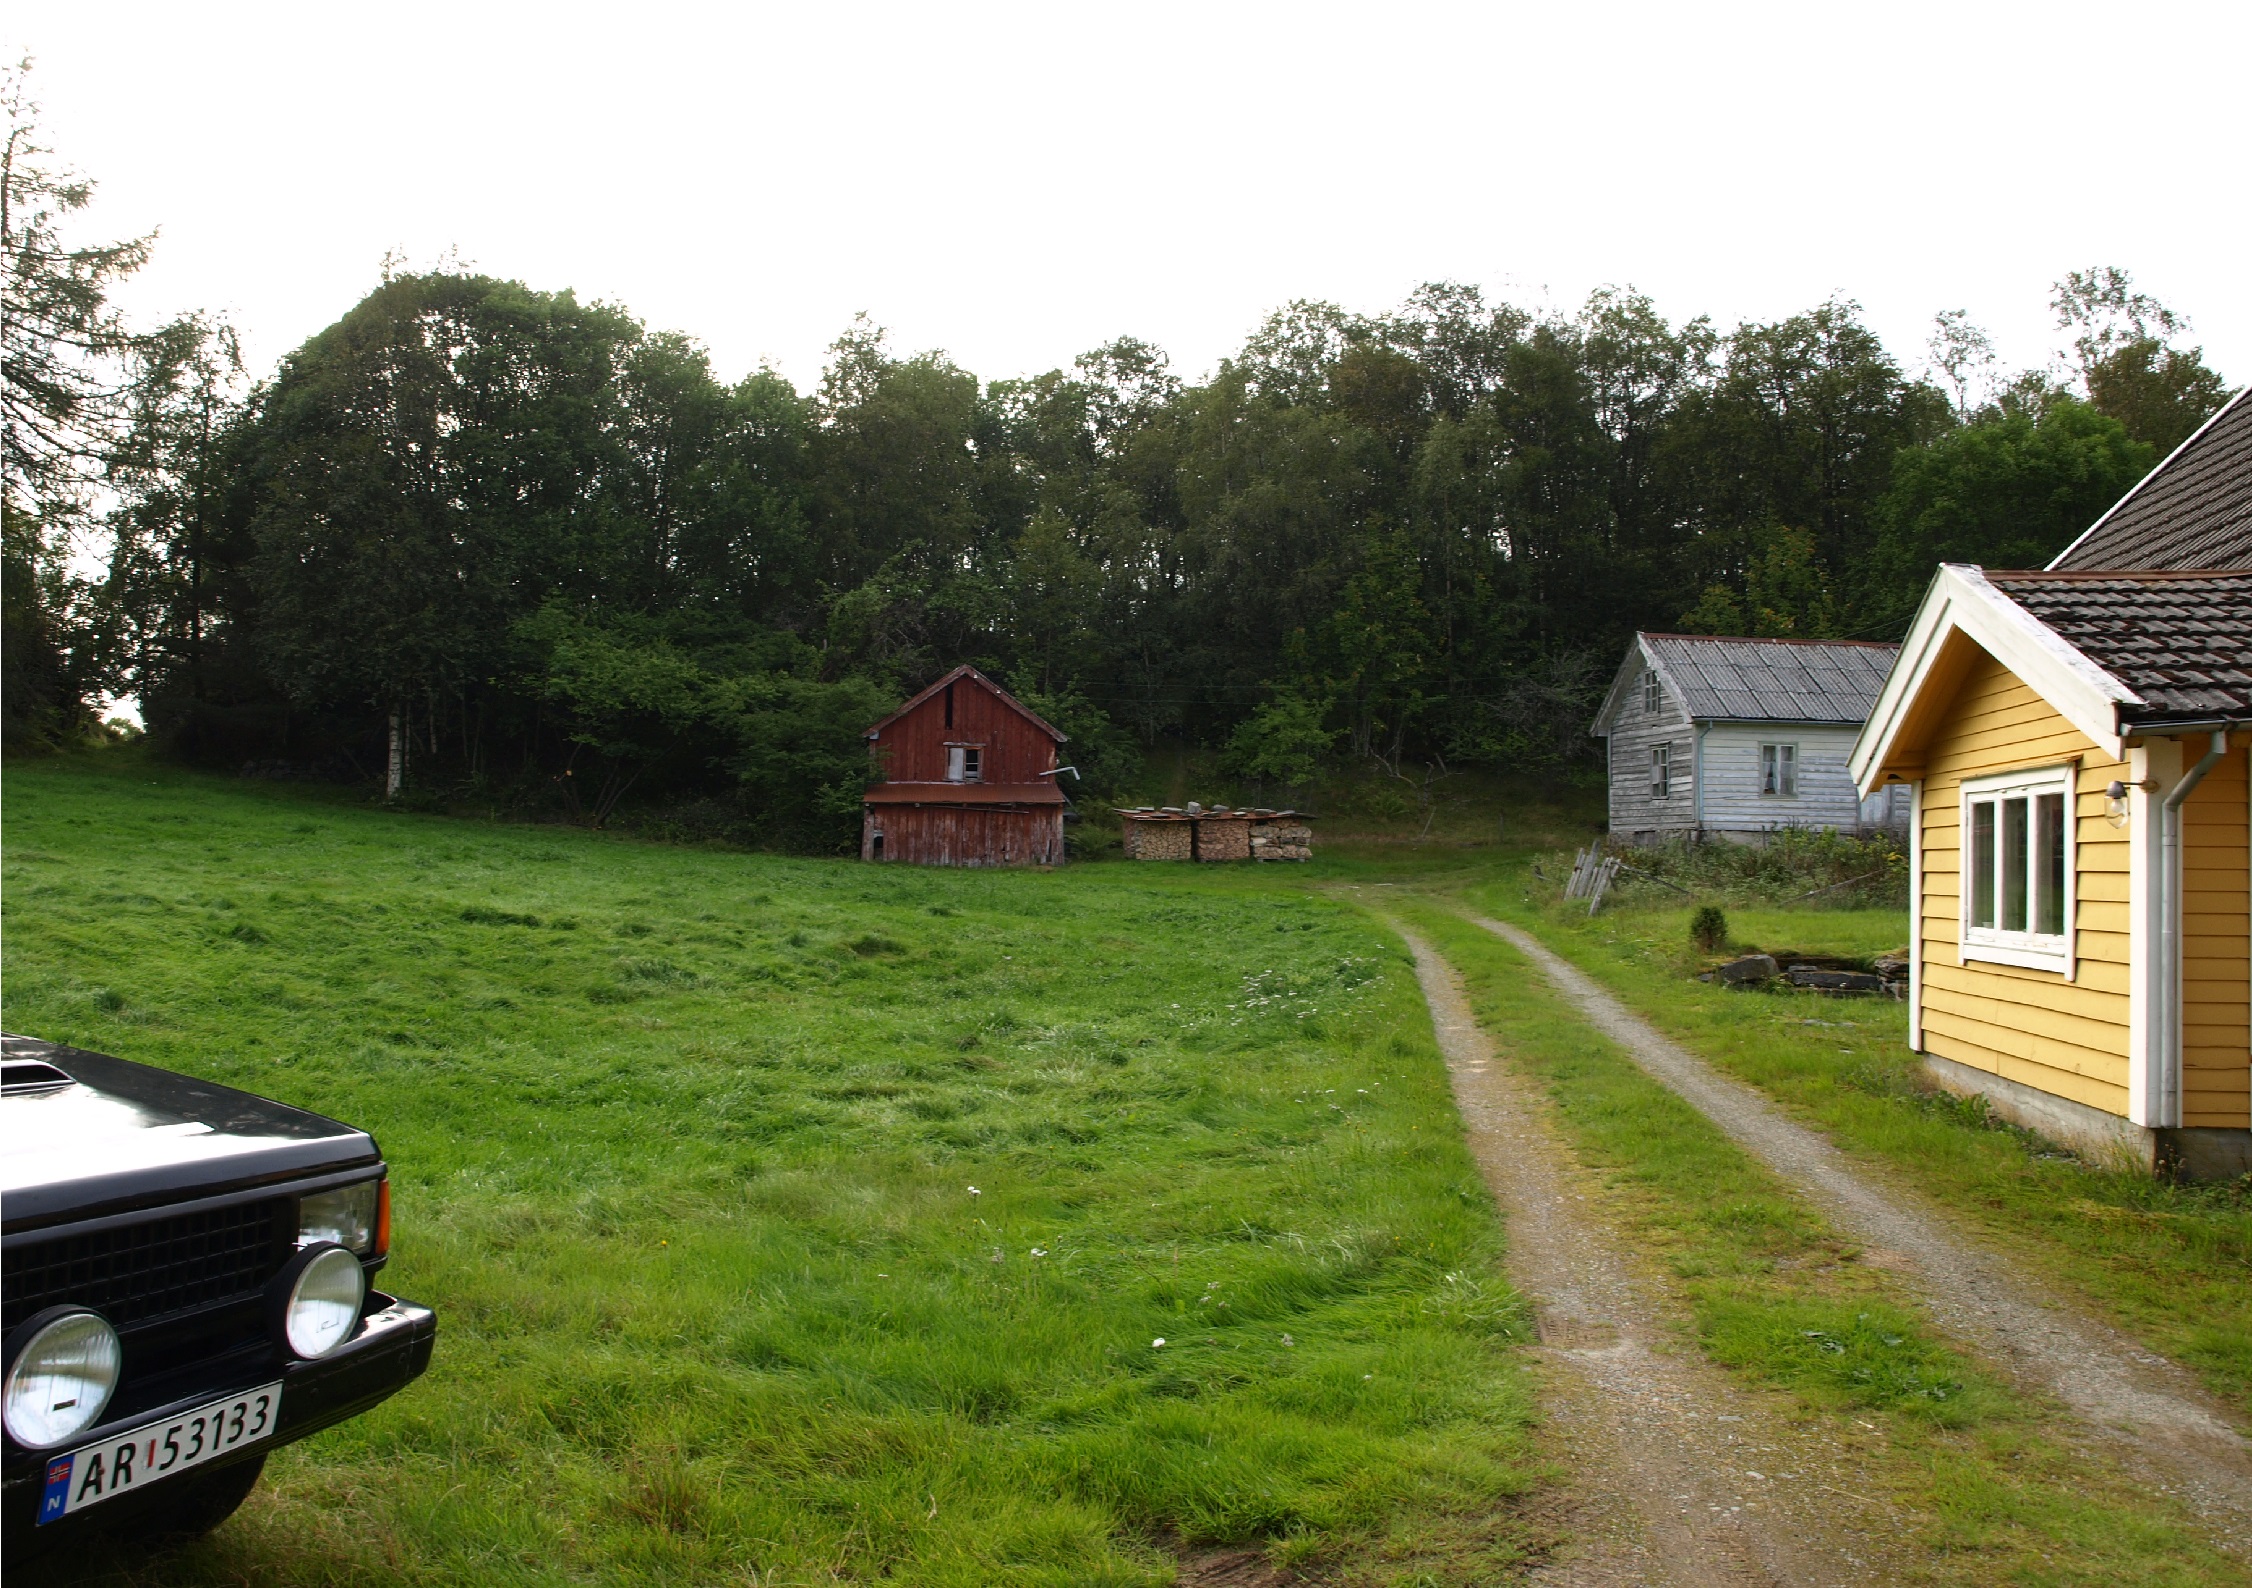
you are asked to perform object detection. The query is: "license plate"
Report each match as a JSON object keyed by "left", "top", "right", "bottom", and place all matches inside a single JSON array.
[{"left": 37, "top": 1383, "right": 282, "bottom": 1523}]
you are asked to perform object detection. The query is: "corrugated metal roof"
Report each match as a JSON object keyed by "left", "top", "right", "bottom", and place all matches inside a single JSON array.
[
  {"left": 1985, "top": 570, "right": 2252, "bottom": 721},
  {"left": 2050, "top": 386, "right": 2252, "bottom": 571},
  {"left": 1642, "top": 634, "right": 1899, "bottom": 723}
]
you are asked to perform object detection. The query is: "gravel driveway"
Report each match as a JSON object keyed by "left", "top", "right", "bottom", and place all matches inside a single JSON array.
[{"left": 1468, "top": 911, "right": 2252, "bottom": 1558}]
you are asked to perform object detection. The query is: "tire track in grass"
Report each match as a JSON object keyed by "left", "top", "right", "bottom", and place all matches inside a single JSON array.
[
  {"left": 1467, "top": 911, "right": 2252, "bottom": 1554},
  {"left": 1384, "top": 917, "right": 1898, "bottom": 1586}
]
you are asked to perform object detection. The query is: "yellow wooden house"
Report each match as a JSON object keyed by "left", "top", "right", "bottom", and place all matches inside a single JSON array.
[{"left": 1851, "top": 389, "right": 2252, "bottom": 1179}]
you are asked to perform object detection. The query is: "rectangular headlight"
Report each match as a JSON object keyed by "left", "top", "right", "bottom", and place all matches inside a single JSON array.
[{"left": 299, "top": 1180, "right": 380, "bottom": 1254}]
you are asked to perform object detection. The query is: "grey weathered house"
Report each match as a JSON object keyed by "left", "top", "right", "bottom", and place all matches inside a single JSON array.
[{"left": 1590, "top": 633, "right": 1906, "bottom": 843}]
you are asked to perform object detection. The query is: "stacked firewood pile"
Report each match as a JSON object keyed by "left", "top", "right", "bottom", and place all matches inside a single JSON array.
[{"left": 1117, "top": 804, "right": 1315, "bottom": 862}]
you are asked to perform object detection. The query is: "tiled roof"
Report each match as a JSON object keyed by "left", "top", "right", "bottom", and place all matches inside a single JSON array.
[
  {"left": 2050, "top": 387, "right": 2252, "bottom": 570},
  {"left": 1642, "top": 634, "right": 1899, "bottom": 723},
  {"left": 1986, "top": 570, "right": 2252, "bottom": 721}
]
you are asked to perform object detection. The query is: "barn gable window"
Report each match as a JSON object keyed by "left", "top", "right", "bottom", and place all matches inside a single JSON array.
[
  {"left": 1759, "top": 743, "right": 1798, "bottom": 796},
  {"left": 1960, "top": 764, "right": 2074, "bottom": 975},
  {"left": 1642, "top": 670, "right": 1661, "bottom": 713},
  {"left": 946, "top": 745, "right": 983, "bottom": 782},
  {"left": 1649, "top": 743, "right": 1671, "bottom": 798}
]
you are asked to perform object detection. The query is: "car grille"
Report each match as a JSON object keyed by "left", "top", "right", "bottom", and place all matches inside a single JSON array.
[{"left": 2, "top": 1198, "right": 292, "bottom": 1335}]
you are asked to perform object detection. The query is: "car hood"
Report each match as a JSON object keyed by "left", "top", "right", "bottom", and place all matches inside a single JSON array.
[{"left": 1, "top": 1034, "right": 379, "bottom": 1230}]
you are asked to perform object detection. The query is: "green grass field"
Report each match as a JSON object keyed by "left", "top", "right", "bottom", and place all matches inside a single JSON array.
[
  {"left": 11, "top": 757, "right": 2250, "bottom": 1583},
  {"left": 4, "top": 758, "right": 1538, "bottom": 1586}
]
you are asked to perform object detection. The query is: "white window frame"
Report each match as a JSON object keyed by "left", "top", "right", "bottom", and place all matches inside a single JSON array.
[
  {"left": 1642, "top": 670, "right": 1661, "bottom": 713},
  {"left": 1959, "top": 763, "right": 2076, "bottom": 977},
  {"left": 945, "top": 743, "right": 983, "bottom": 783},
  {"left": 1758, "top": 742, "right": 1799, "bottom": 798},
  {"left": 1650, "top": 743, "right": 1671, "bottom": 798}
]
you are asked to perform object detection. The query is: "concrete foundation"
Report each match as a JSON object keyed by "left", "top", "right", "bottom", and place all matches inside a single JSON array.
[{"left": 1921, "top": 1052, "right": 2252, "bottom": 1181}]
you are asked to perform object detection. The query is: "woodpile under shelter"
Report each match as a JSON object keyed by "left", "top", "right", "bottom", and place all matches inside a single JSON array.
[
  {"left": 861, "top": 666, "right": 1067, "bottom": 867},
  {"left": 1117, "top": 804, "right": 1313, "bottom": 861}
]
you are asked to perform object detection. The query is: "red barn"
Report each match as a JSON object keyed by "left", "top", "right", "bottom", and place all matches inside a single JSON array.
[{"left": 861, "top": 666, "right": 1068, "bottom": 866}]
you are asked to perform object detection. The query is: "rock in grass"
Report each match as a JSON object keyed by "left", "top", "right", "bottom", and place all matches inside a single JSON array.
[
  {"left": 1785, "top": 968, "right": 1886, "bottom": 994},
  {"left": 1716, "top": 953, "right": 1780, "bottom": 986}
]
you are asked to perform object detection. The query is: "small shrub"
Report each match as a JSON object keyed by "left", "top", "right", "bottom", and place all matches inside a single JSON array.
[{"left": 1690, "top": 905, "right": 1728, "bottom": 952}]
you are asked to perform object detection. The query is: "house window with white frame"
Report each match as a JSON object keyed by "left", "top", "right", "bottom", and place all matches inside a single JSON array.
[
  {"left": 1961, "top": 764, "right": 2074, "bottom": 973},
  {"left": 1642, "top": 670, "right": 1661, "bottom": 713},
  {"left": 1759, "top": 743, "right": 1798, "bottom": 797},
  {"left": 1649, "top": 743, "right": 1671, "bottom": 798}
]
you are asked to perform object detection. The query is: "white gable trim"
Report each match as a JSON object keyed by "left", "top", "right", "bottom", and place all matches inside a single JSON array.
[
  {"left": 1850, "top": 564, "right": 2143, "bottom": 794},
  {"left": 2046, "top": 384, "right": 2252, "bottom": 570}
]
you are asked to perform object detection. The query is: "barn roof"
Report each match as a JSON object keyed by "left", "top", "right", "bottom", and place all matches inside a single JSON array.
[
  {"left": 865, "top": 664, "right": 1067, "bottom": 743},
  {"left": 2049, "top": 384, "right": 2252, "bottom": 571},
  {"left": 1596, "top": 634, "right": 1899, "bottom": 730}
]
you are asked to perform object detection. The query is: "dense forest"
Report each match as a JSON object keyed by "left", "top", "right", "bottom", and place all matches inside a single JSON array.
[{"left": 4, "top": 69, "right": 2236, "bottom": 846}]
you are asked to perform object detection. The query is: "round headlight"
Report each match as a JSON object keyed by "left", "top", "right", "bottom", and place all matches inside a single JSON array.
[
  {"left": 270, "top": 1243, "right": 366, "bottom": 1360},
  {"left": 4, "top": 1308, "right": 122, "bottom": 1449}
]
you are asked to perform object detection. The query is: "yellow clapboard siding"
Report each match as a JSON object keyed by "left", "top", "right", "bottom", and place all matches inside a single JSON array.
[
  {"left": 2072, "top": 949, "right": 2129, "bottom": 989},
  {"left": 1922, "top": 1017, "right": 2129, "bottom": 1114},
  {"left": 1920, "top": 1001, "right": 2126, "bottom": 1071},
  {"left": 2079, "top": 900, "right": 2132, "bottom": 936},
  {"left": 2181, "top": 737, "right": 2249, "bottom": 1129},
  {"left": 1923, "top": 987, "right": 2127, "bottom": 1051},
  {"left": 1913, "top": 648, "right": 2133, "bottom": 1116},
  {"left": 1924, "top": 956, "right": 2128, "bottom": 1014},
  {"left": 2077, "top": 870, "right": 2130, "bottom": 905},
  {"left": 1944, "top": 697, "right": 2091, "bottom": 741}
]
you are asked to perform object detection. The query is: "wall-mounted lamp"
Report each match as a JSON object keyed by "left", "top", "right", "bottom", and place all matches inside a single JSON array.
[{"left": 2105, "top": 778, "right": 2158, "bottom": 828}]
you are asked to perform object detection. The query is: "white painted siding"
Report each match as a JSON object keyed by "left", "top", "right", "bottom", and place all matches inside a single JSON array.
[
  {"left": 1696, "top": 724, "right": 1869, "bottom": 835},
  {"left": 1601, "top": 666, "right": 1696, "bottom": 838}
]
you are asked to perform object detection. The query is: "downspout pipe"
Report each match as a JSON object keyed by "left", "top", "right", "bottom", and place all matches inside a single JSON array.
[{"left": 2158, "top": 727, "right": 2232, "bottom": 1127}]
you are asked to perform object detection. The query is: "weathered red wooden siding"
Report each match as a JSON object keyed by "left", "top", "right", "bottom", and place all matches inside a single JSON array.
[
  {"left": 863, "top": 669, "right": 1066, "bottom": 866},
  {"left": 872, "top": 674, "right": 1058, "bottom": 785},
  {"left": 862, "top": 805, "right": 1063, "bottom": 866}
]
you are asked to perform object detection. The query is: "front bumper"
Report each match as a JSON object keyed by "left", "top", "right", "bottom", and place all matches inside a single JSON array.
[{"left": 2, "top": 1290, "right": 434, "bottom": 1547}]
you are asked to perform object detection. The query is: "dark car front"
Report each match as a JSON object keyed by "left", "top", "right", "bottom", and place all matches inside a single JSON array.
[{"left": 1, "top": 1035, "right": 434, "bottom": 1556}]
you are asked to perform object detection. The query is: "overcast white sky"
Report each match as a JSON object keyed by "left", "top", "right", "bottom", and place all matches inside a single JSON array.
[{"left": 17, "top": 0, "right": 2250, "bottom": 398}]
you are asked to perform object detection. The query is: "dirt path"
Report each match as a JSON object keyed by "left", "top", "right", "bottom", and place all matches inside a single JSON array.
[
  {"left": 1467, "top": 911, "right": 2252, "bottom": 1553},
  {"left": 1387, "top": 920, "right": 1907, "bottom": 1585}
]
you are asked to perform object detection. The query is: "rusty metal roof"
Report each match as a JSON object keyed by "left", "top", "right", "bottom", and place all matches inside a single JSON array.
[
  {"left": 2050, "top": 386, "right": 2252, "bottom": 571},
  {"left": 865, "top": 781, "right": 1065, "bottom": 806},
  {"left": 1984, "top": 569, "right": 2252, "bottom": 722},
  {"left": 1638, "top": 634, "right": 1899, "bottom": 723}
]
